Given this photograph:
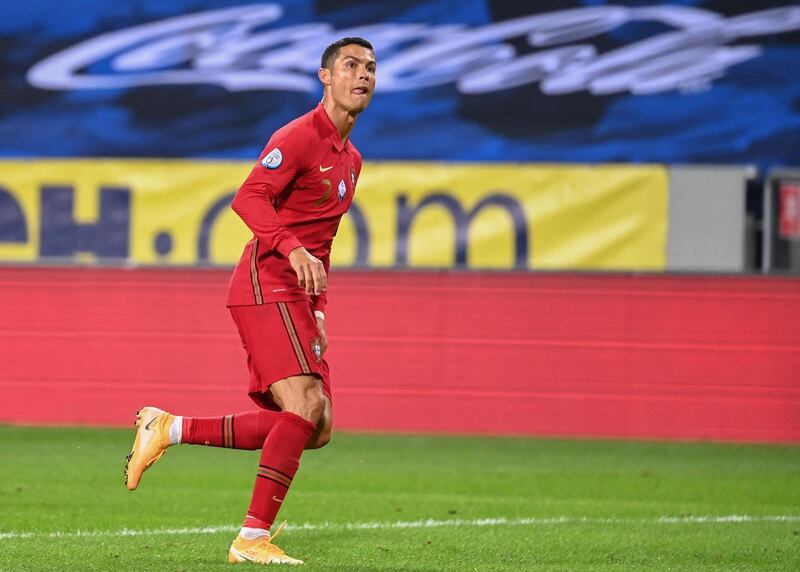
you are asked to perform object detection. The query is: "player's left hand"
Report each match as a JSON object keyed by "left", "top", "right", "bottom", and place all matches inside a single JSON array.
[{"left": 316, "top": 316, "right": 328, "bottom": 357}]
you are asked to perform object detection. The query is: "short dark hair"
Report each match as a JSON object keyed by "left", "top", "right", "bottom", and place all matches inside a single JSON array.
[{"left": 320, "top": 37, "right": 374, "bottom": 70}]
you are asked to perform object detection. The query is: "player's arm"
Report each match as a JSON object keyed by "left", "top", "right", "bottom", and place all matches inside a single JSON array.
[{"left": 231, "top": 138, "right": 326, "bottom": 295}]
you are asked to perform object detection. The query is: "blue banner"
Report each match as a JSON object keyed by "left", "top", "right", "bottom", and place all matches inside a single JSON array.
[{"left": 1, "top": 1, "right": 799, "bottom": 167}]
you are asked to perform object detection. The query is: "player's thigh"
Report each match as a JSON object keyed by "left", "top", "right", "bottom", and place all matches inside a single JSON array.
[{"left": 270, "top": 374, "right": 326, "bottom": 420}]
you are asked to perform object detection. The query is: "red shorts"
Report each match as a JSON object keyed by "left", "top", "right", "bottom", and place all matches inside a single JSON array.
[{"left": 229, "top": 301, "right": 330, "bottom": 411}]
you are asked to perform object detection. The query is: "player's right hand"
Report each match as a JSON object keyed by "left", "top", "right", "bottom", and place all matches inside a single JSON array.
[{"left": 288, "top": 247, "right": 327, "bottom": 295}]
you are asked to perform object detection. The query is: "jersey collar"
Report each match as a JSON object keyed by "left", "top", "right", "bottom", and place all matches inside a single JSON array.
[{"left": 314, "top": 104, "right": 350, "bottom": 153}]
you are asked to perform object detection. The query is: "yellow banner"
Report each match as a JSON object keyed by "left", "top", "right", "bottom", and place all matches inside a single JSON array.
[{"left": 0, "top": 160, "right": 667, "bottom": 270}]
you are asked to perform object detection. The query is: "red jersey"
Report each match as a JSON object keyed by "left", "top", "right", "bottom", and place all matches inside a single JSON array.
[{"left": 227, "top": 104, "right": 362, "bottom": 312}]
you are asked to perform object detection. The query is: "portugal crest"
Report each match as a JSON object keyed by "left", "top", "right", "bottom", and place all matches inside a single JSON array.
[{"left": 310, "top": 337, "right": 323, "bottom": 362}]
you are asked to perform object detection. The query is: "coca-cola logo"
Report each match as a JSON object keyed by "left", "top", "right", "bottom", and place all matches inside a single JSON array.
[{"left": 26, "top": 4, "right": 800, "bottom": 96}]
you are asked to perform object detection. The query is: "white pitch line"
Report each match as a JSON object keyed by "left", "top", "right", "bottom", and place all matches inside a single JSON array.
[{"left": 1, "top": 515, "right": 799, "bottom": 541}]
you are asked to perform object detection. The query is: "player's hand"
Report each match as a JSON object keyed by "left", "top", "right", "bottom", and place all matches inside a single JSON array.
[
  {"left": 288, "top": 247, "right": 327, "bottom": 295},
  {"left": 316, "top": 316, "right": 328, "bottom": 358}
]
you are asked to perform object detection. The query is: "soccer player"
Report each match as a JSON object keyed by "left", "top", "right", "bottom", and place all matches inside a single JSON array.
[{"left": 123, "top": 37, "right": 376, "bottom": 565}]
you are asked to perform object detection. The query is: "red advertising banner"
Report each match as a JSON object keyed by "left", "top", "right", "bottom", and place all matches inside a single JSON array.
[{"left": 0, "top": 268, "right": 798, "bottom": 442}]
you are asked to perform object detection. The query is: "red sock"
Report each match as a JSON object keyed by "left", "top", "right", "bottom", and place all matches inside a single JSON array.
[
  {"left": 181, "top": 410, "right": 281, "bottom": 450},
  {"left": 244, "top": 411, "right": 315, "bottom": 529}
]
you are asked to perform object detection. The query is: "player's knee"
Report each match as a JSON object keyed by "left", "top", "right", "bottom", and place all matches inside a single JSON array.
[
  {"left": 304, "top": 392, "right": 326, "bottom": 423},
  {"left": 285, "top": 391, "right": 325, "bottom": 424},
  {"left": 306, "top": 397, "right": 332, "bottom": 449},
  {"left": 316, "top": 431, "right": 331, "bottom": 448},
  {"left": 306, "top": 430, "right": 331, "bottom": 450}
]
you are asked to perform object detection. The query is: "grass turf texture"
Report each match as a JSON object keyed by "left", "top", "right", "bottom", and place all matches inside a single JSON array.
[{"left": 0, "top": 426, "right": 798, "bottom": 571}]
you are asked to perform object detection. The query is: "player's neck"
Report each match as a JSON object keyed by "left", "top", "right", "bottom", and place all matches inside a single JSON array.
[{"left": 321, "top": 100, "right": 357, "bottom": 144}]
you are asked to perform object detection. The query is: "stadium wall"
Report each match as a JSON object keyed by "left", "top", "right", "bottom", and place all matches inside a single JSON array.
[{"left": 1, "top": 267, "right": 798, "bottom": 443}]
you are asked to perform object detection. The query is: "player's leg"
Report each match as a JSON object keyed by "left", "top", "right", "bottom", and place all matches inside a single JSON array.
[
  {"left": 229, "top": 374, "right": 322, "bottom": 565},
  {"left": 125, "top": 385, "right": 329, "bottom": 489},
  {"left": 181, "top": 409, "right": 280, "bottom": 450},
  {"left": 305, "top": 395, "right": 332, "bottom": 449},
  {"left": 305, "top": 356, "right": 333, "bottom": 449},
  {"left": 125, "top": 401, "right": 328, "bottom": 490},
  {"left": 181, "top": 393, "right": 330, "bottom": 450},
  {"left": 125, "top": 404, "right": 285, "bottom": 489},
  {"left": 240, "top": 374, "right": 323, "bottom": 531}
]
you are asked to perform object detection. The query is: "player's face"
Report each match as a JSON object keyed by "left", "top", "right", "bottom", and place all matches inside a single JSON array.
[{"left": 329, "top": 45, "right": 376, "bottom": 113}]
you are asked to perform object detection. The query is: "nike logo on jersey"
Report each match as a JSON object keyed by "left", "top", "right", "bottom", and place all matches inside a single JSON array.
[
  {"left": 145, "top": 417, "right": 158, "bottom": 431},
  {"left": 319, "top": 165, "right": 334, "bottom": 172}
]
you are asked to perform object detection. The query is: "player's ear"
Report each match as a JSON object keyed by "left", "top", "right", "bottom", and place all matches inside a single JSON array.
[{"left": 318, "top": 67, "right": 331, "bottom": 87}]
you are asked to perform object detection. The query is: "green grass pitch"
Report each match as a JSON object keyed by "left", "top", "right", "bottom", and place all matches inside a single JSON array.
[{"left": 0, "top": 426, "right": 798, "bottom": 571}]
